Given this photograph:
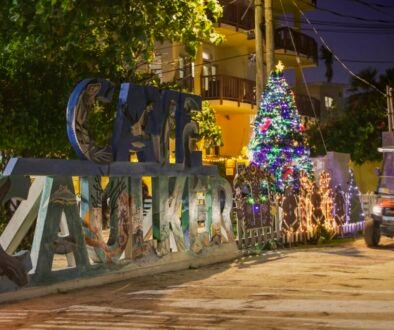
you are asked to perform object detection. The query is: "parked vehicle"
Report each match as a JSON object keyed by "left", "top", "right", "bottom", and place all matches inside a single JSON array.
[{"left": 364, "top": 147, "right": 394, "bottom": 247}]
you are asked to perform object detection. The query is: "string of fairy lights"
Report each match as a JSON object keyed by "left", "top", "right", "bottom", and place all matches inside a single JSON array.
[
  {"left": 235, "top": 60, "right": 364, "bottom": 237},
  {"left": 201, "top": 1, "right": 368, "bottom": 238},
  {"left": 248, "top": 61, "right": 313, "bottom": 193}
]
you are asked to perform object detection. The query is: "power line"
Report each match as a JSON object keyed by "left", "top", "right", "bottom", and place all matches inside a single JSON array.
[
  {"left": 296, "top": 19, "right": 394, "bottom": 29},
  {"left": 153, "top": 46, "right": 394, "bottom": 78},
  {"left": 154, "top": 31, "right": 241, "bottom": 54},
  {"left": 275, "top": 13, "right": 394, "bottom": 28},
  {"left": 298, "top": 0, "right": 394, "bottom": 24},
  {"left": 341, "top": 59, "right": 394, "bottom": 64},
  {"left": 154, "top": 52, "right": 252, "bottom": 77},
  {"left": 299, "top": 27, "right": 394, "bottom": 34},
  {"left": 279, "top": 0, "right": 328, "bottom": 154},
  {"left": 344, "top": 0, "right": 394, "bottom": 18},
  {"left": 292, "top": 0, "right": 386, "bottom": 97},
  {"left": 339, "top": 0, "right": 394, "bottom": 9}
]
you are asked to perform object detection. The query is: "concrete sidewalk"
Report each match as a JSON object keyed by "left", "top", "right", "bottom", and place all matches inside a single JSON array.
[{"left": 1, "top": 237, "right": 394, "bottom": 329}]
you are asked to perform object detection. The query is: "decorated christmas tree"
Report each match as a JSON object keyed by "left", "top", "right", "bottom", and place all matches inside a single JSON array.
[{"left": 248, "top": 61, "right": 313, "bottom": 192}]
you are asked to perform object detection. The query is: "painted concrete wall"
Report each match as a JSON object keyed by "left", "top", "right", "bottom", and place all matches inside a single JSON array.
[
  {"left": 215, "top": 45, "right": 254, "bottom": 80},
  {"left": 216, "top": 113, "right": 251, "bottom": 157},
  {"left": 349, "top": 161, "right": 381, "bottom": 193},
  {"left": 312, "top": 152, "right": 380, "bottom": 193}
]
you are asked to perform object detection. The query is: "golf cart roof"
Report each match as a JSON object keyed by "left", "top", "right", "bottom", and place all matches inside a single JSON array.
[{"left": 378, "top": 147, "right": 394, "bottom": 153}]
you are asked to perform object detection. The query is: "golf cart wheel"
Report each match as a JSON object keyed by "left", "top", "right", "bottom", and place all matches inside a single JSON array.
[{"left": 364, "top": 218, "right": 381, "bottom": 247}]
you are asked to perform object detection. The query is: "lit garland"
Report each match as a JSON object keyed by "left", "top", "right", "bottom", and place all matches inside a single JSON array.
[
  {"left": 346, "top": 169, "right": 365, "bottom": 223},
  {"left": 333, "top": 184, "right": 346, "bottom": 226},
  {"left": 234, "top": 165, "right": 365, "bottom": 241},
  {"left": 298, "top": 171, "right": 314, "bottom": 233},
  {"left": 319, "top": 171, "right": 335, "bottom": 231},
  {"left": 248, "top": 61, "right": 313, "bottom": 193}
]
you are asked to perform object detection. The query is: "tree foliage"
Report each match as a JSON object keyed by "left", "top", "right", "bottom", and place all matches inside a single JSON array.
[
  {"left": 307, "top": 67, "right": 394, "bottom": 164},
  {"left": 0, "top": 0, "right": 223, "bottom": 166},
  {"left": 191, "top": 101, "right": 223, "bottom": 148},
  {"left": 320, "top": 45, "right": 333, "bottom": 83}
]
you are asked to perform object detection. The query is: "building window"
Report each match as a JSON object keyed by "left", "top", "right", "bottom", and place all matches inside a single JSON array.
[
  {"left": 149, "top": 55, "right": 162, "bottom": 80},
  {"left": 202, "top": 52, "right": 217, "bottom": 94},
  {"left": 178, "top": 57, "right": 194, "bottom": 78},
  {"left": 178, "top": 58, "right": 184, "bottom": 79},
  {"left": 324, "top": 96, "right": 334, "bottom": 110},
  {"left": 178, "top": 57, "right": 194, "bottom": 92}
]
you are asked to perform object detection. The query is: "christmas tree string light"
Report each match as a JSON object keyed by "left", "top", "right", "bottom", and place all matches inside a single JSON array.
[
  {"left": 299, "top": 171, "right": 314, "bottom": 233},
  {"left": 319, "top": 171, "right": 334, "bottom": 230},
  {"left": 248, "top": 61, "right": 313, "bottom": 193},
  {"left": 347, "top": 169, "right": 365, "bottom": 223}
]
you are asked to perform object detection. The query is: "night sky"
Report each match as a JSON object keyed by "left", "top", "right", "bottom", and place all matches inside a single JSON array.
[{"left": 283, "top": 0, "right": 394, "bottom": 87}]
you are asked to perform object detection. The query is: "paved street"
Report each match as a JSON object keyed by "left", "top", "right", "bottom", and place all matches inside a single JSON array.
[{"left": 1, "top": 237, "right": 394, "bottom": 330}]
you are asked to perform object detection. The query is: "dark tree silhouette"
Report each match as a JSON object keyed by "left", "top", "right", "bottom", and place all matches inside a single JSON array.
[{"left": 320, "top": 46, "right": 334, "bottom": 83}]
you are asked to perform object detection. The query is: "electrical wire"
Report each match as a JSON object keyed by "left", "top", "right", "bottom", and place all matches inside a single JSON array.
[
  {"left": 279, "top": 0, "right": 328, "bottom": 154},
  {"left": 291, "top": 0, "right": 386, "bottom": 97},
  {"left": 153, "top": 30, "right": 241, "bottom": 54},
  {"left": 340, "top": 0, "right": 394, "bottom": 19},
  {"left": 144, "top": 52, "right": 253, "bottom": 80},
  {"left": 289, "top": 19, "right": 394, "bottom": 29},
  {"left": 339, "top": 0, "right": 394, "bottom": 9},
  {"left": 299, "top": 28, "right": 394, "bottom": 34},
  {"left": 145, "top": 8, "right": 394, "bottom": 84},
  {"left": 342, "top": 59, "right": 394, "bottom": 64},
  {"left": 298, "top": 0, "right": 394, "bottom": 24},
  {"left": 148, "top": 48, "right": 394, "bottom": 80}
]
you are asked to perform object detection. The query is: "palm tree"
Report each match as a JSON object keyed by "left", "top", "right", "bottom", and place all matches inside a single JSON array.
[
  {"left": 349, "top": 67, "right": 378, "bottom": 94},
  {"left": 320, "top": 45, "right": 333, "bottom": 83}
]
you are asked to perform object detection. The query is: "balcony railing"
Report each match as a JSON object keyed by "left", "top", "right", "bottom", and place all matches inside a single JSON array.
[
  {"left": 201, "top": 75, "right": 256, "bottom": 106},
  {"left": 215, "top": 0, "right": 318, "bottom": 62},
  {"left": 201, "top": 74, "right": 320, "bottom": 118},
  {"left": 217, "top": 1, "right": 255, "bottom": 31},
  {"left": 275, "top": 27, "right": 318, "bottom": 62}
]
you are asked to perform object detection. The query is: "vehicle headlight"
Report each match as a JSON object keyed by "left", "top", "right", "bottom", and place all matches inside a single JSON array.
[{"left": 372, "top": 205, "right": 382, "bottom": 216}]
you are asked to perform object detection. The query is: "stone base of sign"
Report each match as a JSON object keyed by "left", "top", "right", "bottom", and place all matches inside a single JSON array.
[{"left": 0, "top": 242, "right": 240, "bottom": 304}]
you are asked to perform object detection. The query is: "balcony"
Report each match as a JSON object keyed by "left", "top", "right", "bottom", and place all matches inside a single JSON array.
[
  {"left": 217, "top": 0, "right": 317, "bottom": 31},
  {"left": 217, "top": 1, "right": 255, "bottom": 31},
  {"left": 246, "top": 27, "right": 318, "bottom": 63},
  {"left": 275, "top": 27, "right": 318, "bottom": 63},
  {"left": 215, "top": 1, "right": 318, "bottom": 64},
  {"left": 201, "top": 74, "right": 320, "bottom": 118},
  {"left": 201, "top": 75, "right": 256, "bottom": 107}
]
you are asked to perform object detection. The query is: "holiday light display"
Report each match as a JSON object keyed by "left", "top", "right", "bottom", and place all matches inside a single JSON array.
[
  {"left": 248, "top": 61, "right": 313, "bottom": 192},
  {"left": 298, "top": 171, "right": 314, "bottom": 233},
  {"left": 319, "top": 171, "right": 334, "bottom": 226},
  {"left": 347, "top": 169, "right": 365, "bottom": 223},
  {"left": 333, "top": 184, "right": 346, "bottom": 226}
]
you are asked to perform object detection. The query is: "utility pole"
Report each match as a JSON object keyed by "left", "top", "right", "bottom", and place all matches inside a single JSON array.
[
  {"left": 265, "top": 0, "right": 274, "bottom": 76},
  {"left": 255, "top": 0, "right": 264, "bottom": 100},
  {"left": 387, "top": 85, "right": 394, "bottom": 132}
]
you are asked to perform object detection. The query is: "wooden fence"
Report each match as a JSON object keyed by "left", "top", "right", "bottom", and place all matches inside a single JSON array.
[{"left": 236, "top": 193, "right": 370, "bottom": 249}]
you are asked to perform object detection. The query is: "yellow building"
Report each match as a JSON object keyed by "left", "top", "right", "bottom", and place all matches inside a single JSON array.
[{"left": 155, "top": 0, "right": 319, "bottom": 163}]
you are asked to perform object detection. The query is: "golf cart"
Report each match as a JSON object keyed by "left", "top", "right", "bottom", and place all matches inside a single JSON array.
[{"left": 364, "top": 146, "right": 394, "bottom": 247}]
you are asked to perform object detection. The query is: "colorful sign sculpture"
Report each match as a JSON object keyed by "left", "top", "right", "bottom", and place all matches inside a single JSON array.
[
  {"left": 0, "top": 80, "right": 235, "bottom": 291},
  {"left": 66, "top": 79, "right": 201, "bottom": 164}
]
